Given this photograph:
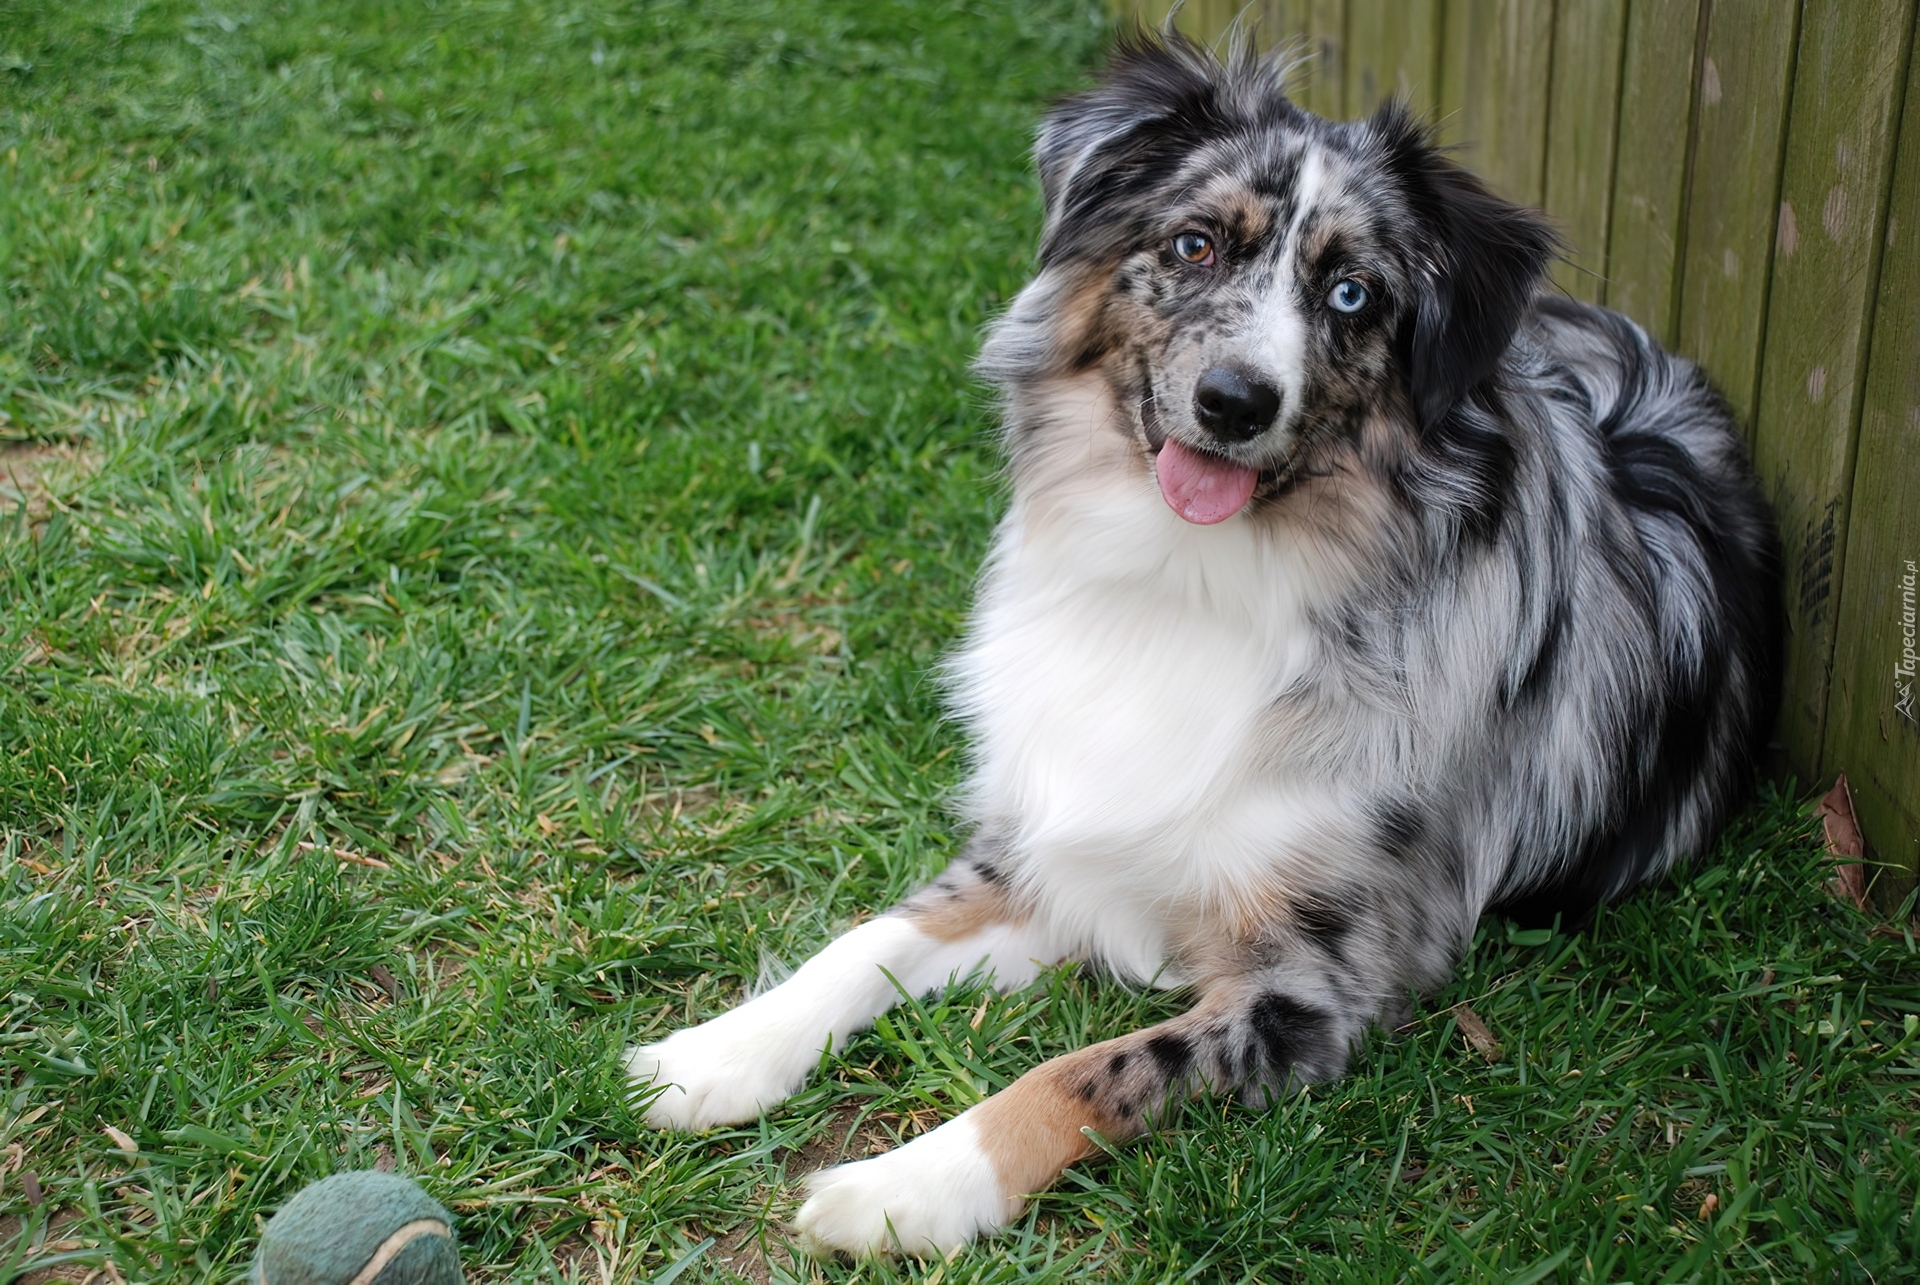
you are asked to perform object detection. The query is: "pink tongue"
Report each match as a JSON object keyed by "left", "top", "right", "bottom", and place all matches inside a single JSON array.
[{"left": 1155, "top": 439, "right": 1259, "bottom": 524}]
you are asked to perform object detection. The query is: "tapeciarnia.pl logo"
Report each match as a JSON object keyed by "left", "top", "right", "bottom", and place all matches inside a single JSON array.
[{"left": 1898, "top": 558, "right": 1917, "bottom": 725}]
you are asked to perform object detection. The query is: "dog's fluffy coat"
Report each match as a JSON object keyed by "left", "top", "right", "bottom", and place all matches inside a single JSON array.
[{"left": 628, "top": 33, "right": 1782, "bottom": 1254}]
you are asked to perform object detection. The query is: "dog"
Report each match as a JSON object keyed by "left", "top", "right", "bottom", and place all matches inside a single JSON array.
[{"left": 626, "top": 31, "right": 1782, "bottom": 1256}]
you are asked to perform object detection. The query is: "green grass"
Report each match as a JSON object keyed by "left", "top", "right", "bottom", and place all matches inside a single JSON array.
[{"left": 0, "top": 1, "right": 1915, "bottom": 1280}]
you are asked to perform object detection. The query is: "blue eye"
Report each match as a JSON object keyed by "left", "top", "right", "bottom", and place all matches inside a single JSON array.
[{"left": 1328, "top": 279, "right": 1368, "bottom": 313}]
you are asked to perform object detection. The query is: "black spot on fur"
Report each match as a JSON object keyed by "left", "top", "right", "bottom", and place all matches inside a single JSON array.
[
  {"left": 1145, "top": 1033, "right": 1193, "bottom": 1080},
  {"left": 1373, "top": 800, "right": 1425, "bottom": 863},
  {"left": 1292, "top": 895, "right": 1355, "bottom": 961},
  {"left": 1506, "top": 601, "right": 1566, "bottom": 708},
  {"left": 1076, "top": 1078, "right": 1098, "bottom": 1103},
  {"left": 1247, "top": 154, "right": 1307, "bottom": 203},
  {"left": 1247, "top": 994, "right": 1332, "bottom": 1077},
  {"left": 969, "top": 858, "right": 1007, "bottom": 886},
  {"left": 1108, "top": 1051, "right": 1130, "bottom": 1076}
]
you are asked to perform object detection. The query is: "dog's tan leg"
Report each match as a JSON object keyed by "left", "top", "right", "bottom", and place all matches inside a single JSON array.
[
  {"left": 628, "top": 856, "right": 1060, "bottom": 1131},
  {"left": 794, "top": 977, "right": 1357, "bottom": 1256}
]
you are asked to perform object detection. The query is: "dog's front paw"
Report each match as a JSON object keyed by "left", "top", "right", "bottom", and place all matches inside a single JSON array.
[
  {"left": 794, "top": 1114, "right": 1014, "bottom": 1256},
  {"left": 625, "top": 1013, "right": 811, "bottom": 1131}
]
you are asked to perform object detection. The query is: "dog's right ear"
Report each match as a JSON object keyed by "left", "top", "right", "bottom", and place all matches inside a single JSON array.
[{"left": 1035, "top": 30, "right": 1232, "bottom": 265}]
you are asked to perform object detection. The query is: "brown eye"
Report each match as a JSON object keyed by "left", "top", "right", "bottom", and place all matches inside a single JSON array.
[{"left": 1171, "top": 231, "right": 1215, "bottom": 266}]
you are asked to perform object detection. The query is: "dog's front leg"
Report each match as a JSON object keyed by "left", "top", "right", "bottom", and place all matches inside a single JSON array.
[
  {"left": 629, "top": 855, "right": 1058, "bottom": 1131},
  {"left": 793, "top": 973, "right": 1364, "bottom": 1256}
]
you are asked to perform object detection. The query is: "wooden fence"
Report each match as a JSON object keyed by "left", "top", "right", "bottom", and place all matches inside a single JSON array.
[{"left": 1123, "top": 1, "right": 1920, "bottom": 895}]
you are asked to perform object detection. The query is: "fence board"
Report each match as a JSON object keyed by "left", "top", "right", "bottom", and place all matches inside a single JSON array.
[
  {"left": 1263, "top": 0, "right": 1348, "bottom": 119},
  {"left": 1605, "top": 0, "right": 1704, "bottom": 343},
  {"left": 1824, "top": 28, "right": 1920, "bottom": 898},
  {"left": 1438, "top": 0, "right": 1557, "bottom": 205},
  {"left": 1173, "top": 0, "right": 1239, "bottom": 48},
  {"left": 1345, "top": 0, "right": 1443, "bottom": 120},
  {"left": 1754, "top": 0, "right": 1917, "bottom": 781},
  {"left": 1544, "top": 0, "right": 1630, "bottom": 302},
  {"left": 1674, "top": 3, "right": 1801, "bottom": 430}
]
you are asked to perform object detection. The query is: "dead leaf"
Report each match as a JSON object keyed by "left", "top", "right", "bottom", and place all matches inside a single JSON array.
[
  {"left": 1817, "top": 775, "right": 1870, "bottom": 913},
  {"left": 101, "top": 1125, "right": 137, "bottom": 1153},
  {"left": 369, "top": 963, "right": 403, "bottom": 1003},
  {"left": 1451, "top": 1003, "right": 1502, "bottom": 1061}
]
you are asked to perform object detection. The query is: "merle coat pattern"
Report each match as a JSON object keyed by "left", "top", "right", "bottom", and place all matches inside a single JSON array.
[{"left": 626, "top": 32, "right": 1783, "bottom": 1255}]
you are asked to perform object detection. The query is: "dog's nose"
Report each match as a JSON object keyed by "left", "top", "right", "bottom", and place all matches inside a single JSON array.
[{"left": 1193, "top": 366, "right": 1282, "bottom": 443}]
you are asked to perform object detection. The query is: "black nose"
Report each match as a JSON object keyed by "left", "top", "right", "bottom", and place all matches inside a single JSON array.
[{"left": 1193, "top": 366, "right": 1281, "bottom": 443}]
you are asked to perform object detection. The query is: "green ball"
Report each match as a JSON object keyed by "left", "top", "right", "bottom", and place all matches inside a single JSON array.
[{"left": 252, "top": 1171, "right": 460, "bottom": 1285}]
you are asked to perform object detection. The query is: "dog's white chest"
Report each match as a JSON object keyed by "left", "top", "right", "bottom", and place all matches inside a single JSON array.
[{"left": 949, "top": 494, "right": 1334, "bottom": 980}]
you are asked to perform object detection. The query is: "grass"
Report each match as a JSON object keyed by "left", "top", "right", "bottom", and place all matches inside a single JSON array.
[{"left": 0, "top": 0, "right": 1915, "bottom": 1280}]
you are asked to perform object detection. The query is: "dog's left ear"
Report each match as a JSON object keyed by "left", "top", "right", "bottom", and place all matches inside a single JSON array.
[{"left": 1376, "top": 105, "right": 1559, "bottom": 430}]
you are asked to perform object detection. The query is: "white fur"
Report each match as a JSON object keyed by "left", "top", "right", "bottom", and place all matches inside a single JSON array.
[
  {"left": 627, "top": 915, "right": 1060, "bottom": 1129},
  {"left": 948, "top": 378, "right": 1359, "bottom": 984},
  {"left": 794, "top": 1112, "right": 1013, "bottom": 1256},
  {"left": 1244, "top": 148, "right": 1323, "bottom": 438}
]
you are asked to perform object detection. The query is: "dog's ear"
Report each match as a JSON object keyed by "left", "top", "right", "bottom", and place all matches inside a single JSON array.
[
  {"left": 1376, "top": 105, "right": 1558, "bottom": 430},
  {"left": 1035, "top": 30, "right": 1254, "bottom": 265}
]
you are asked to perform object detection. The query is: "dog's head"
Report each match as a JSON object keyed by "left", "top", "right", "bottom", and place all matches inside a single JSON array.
[{"left": 983, "top": 32, "right": 1556, "bottom": 526}]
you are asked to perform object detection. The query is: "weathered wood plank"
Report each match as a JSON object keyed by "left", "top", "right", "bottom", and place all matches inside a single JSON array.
[
  {"left": 1754, "top": 0, "right": 1916, "bottom": 785},
  {"left": 1345, "top": 0, "right": 1443, "bottom": 120},
  {"left": 1543, "top": 0, "right": 1629, "bottom": 302},
  {"left": 1264, "top": 0, "right": 1348, "bottom": 119},
  {"left": 1435, "top": 0, "right": 1470, "bottom": 147},
  {"left": 1823, "top": 15, "right": 1920, "bottom": 892},
  {"left": 1438, "top": 0, "right": 1557, "bottom": 204},
  {"left": 1605, "top": 0, "right": 1704, "bottom": 342},
  {"left": 1171, "top": 0, "right": 1234, "bottom": 46},
  {"left": 1673, "top": 3, "right": 1802, "bottom": 431}
]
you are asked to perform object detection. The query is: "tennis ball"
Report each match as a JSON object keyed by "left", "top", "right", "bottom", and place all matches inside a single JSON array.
[{"left": 252, "top": 1171, "right": 460, "bottom": 1285}]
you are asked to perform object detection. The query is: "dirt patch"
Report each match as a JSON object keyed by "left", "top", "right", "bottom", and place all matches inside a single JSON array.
[
  {"left": 0, "top": 439, "right": 97, "bottom": 521},
  {"left": 546, "top": 1232, "right": 601, "bottom": 1280},
  {"left": 706, "top": 1216, "right": 798, "bottom": 1285},
  {"left": 780, "top": 1101, "right": 901, "bottom": 1177},
  {"left": 688, "top": 1104, "right": 906, "bottom": 1283},
  {"left": 0, "top": 1209, "right": 109, "bottom": 1284}
]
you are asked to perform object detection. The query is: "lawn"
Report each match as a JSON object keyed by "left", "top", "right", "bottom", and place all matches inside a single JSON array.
[{"left": 1, "top": 1, "right": 1916, "bottom": 1280}]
